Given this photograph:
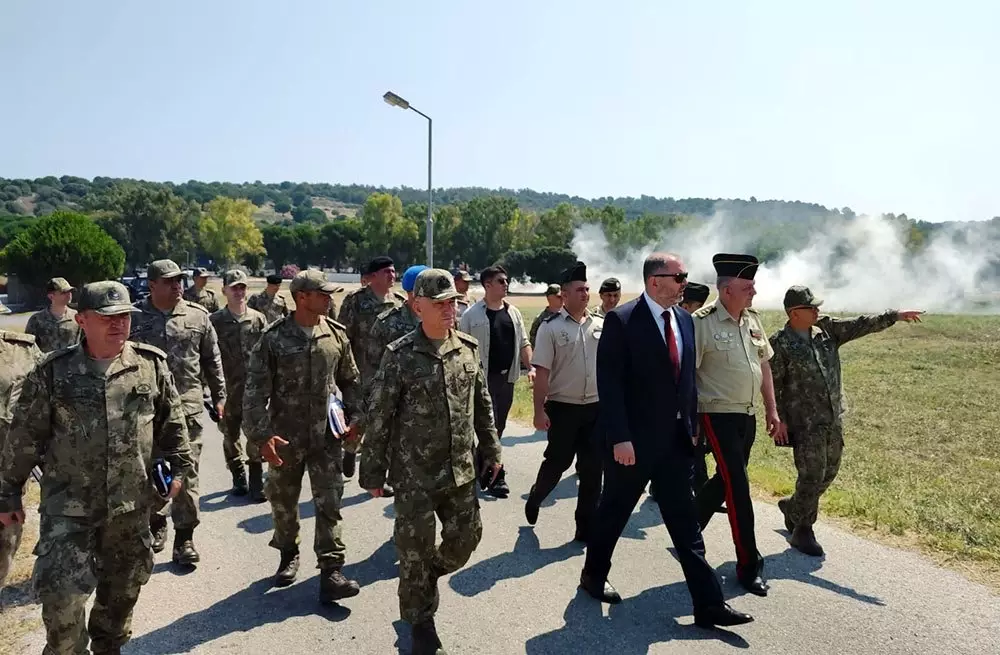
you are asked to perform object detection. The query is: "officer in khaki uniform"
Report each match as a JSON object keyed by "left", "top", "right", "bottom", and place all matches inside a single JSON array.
[
  {"left": 130, "top": 259, "right": 226, "bottom": 565},
  {"left": 210, "top": 270, "right": 268, "bottom": 501},
  {"left": 183, "top": 268, "right": 222, "bottom": 313},
  {"left": 25, "top": 277, "right": 81, "bottom": 353},
  {"left": 526, "top": 262, "right": 603, "bottom": 543},
  {"left": 692, "top": 253, "right": 782, "bottom": 597}
]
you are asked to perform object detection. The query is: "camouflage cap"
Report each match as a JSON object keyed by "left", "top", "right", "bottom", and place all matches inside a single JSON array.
[
  {"left": 453, "top": 269, "right": 474, "bottom": 282},
  {"left": 414, "top": 269, "right": 461, "bottom": 301},
  {"left": 47, "top": 277, "right": 74, "bottom": 293},
  {"left": 289, "top": 269, "right": 338, "bottom": 295},
  {"left": 78, "top": 281, "right": 136, "bottom": 316},
  {"left": 192, "top": 267, "right": 209, "bottom": 278},
  {"left": 783, "top": 285, "right": 824, "bottom": 310},
  {"left": 148, "top": 259, "right": 186, "bottom": 281},
  {"left": 223, "top": 269, "right": 249, "bottom": 287},
  {"left": 545, "top": 283, "right": 561, "bottom": 296}
]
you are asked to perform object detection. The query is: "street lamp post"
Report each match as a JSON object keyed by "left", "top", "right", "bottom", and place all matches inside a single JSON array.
[{"left": 383, "top": 91, "right": 433, "bottom": 267}]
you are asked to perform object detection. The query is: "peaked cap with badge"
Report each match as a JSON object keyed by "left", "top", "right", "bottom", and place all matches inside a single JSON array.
[
  {"left": 414, "top": 269, "right": 461, "bottom": 301},
  {"left": 78, "top": 281, "right": 136, "bottom": 316}
]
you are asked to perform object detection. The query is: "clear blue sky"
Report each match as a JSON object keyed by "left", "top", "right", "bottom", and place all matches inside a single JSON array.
[{"left": 1, "top": 1, "right": 997, "bottom": 222}]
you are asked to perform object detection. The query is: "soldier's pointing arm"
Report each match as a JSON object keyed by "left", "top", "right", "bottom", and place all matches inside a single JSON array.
[
  {"left": 823, "top": 311, "right": 899, "bottom": 346},
  {"left": 0, "top": 365, "right": 50, "bottom": 513},
  {"left": 153, "top": 359, "right": 194, "bottom": 480},
  {"left": 358, "top": 349, "right": 403, "bottom": 490},
  {"left": 200, "top": 318, "right": 227, "bottom": 406}
]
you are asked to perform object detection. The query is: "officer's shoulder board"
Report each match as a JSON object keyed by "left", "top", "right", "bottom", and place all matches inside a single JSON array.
[
  {"left": 692, "top": 304, "right": 717, "bottom": 319},
  {"left": 375, "top": 305, "right": 398, "bottom": 322},
  {"left": 131, "top": 341, "right": 169, "bottom": 360},
  {"left": 542, "top": 311, "right": 561, "bottom": 323},
  {"left": 746, "top": 307, "right": 760, "bottom": 316},
  {"left": 1, "top": 330, "right": 36, "bottom": 346},
  {"left": 184, "top": 300, "right": 211, "bottom": 315},
  {"left": 386, "top": 331, "right": 417, "bottom": 352},
  {"left": 39, "top": 343, "right": 80, "bottom": 367},
  {"left": 262, "top": 315, "right": 289, "bottom": 334},
  {"left": 323, "top": 315, "right": 347, "bottom": 331},
  {"left": 454, "top": 330, "right": 480, "bottom": 349},
  {"left": 392, "top": 290, "right": 407, "bottom": 303}
]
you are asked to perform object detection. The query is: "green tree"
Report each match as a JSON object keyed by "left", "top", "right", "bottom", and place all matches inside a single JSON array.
[
  {"left": 360, "top": 193, "right": 419, "bottom": 265},
  {"left": 319, "top": 219, "right": 364, "bottom": 269},
  {"left": 92, "top": 185, "right": 200, "bottom": 267},
  {"left": 273, "top": 199, "right": 292, "bottom": 214},
  {"left": 261, "top": 224, "right": 299, "bottom": 271},
  {"left": 292, "top": 223, "right": 319, "bottom": 268},
  {"left": 501, "top": 246, "right": 578, "bottom": 284},
  {"left": 199, "top": 197, "right": 266, "bottom": 268},
  {"left": 535, "top": 203, "right": 578, "bottom": 250},
  {"left": 0, "top": 210, "right": 125, "bottom": 290},
  {"left": 452, "top": 196, "right": 519, "bottom": 269}
]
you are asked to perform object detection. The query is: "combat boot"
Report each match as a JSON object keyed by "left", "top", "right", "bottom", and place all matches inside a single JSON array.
[
  {"left": 230, "top": 462, "right": 249, "bottom": 497},
  {"left": 487, "top": 466, "right": 510, "bottom": 499},
  {"left": 150, "top": 514, "right": 168, "bottom": 554},
  {"left": 790, "top": 525, "right": 824, "bottom": 556},
  {"left": 274, "top": 548, "right": 299, "bottom": 587},
  {"left": 319, "top": 566, "right": 360, "bottom": 604},
  {"left": 172, "top": 528, "right": 200, "bottom": 566},
  {"left": 248, "top": 463, "right": 266, "bottom": 503},
  {"left": 411, "top": 618, "right": 446, "bottom": 655},
  {"left": 343, "top": 451, "right": 357, "bottom": 478},
  {"left": 777, "top": 498, "right": 795, "bottom": 532}
]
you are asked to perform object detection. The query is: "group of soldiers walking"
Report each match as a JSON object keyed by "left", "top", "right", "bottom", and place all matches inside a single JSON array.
[{"left": 0, "top": 250, "right": 922, "bottom": 654}]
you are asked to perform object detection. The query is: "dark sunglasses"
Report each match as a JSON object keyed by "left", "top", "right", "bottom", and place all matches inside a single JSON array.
[
  {"left": 489, "top": 278, "right": 509, "bottom": 286},
  {"left": 651, "top": 272, "right": 688, "bottom": 283}
]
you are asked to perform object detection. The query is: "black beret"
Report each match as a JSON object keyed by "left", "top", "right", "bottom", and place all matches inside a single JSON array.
[
  {"left": 560, "top": 261, "right": 587, "bottom": 284},
  {"left": 266, "top": 274, "right": 283, "bottom": 285},
  {"left": 367, "top": 256, "right": 394, "bottom": 275},
  {"left": 682, "top": 282, "right": 710, "bottom": 303},
  {"left": 599, "top": 278, "right": 621, "bottom": 294},
  {"left": 712, "top": 253, "right": 759, "bottom": 280}
]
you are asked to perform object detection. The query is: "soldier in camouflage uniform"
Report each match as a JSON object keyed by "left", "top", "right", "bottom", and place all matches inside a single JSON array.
[
  {"left": 528, "top": 284, "right": 563, "bottom": 348},
  {"left": 25, "top": 277, "right": 81, "bottom": 353},
  {"left": 210, "top": 270, "right": 268, "bottom": 501},
  {"left": 452, "top": 269, "right": 474, "bottom": 325},
  {"left": 337, "top": 256, "right": 404, "bottom": 481},
  {"left": 243, "top": 269, "right": 363, "bottom": 603},
  {"left": 0, "top": 281, "right": 193, "bottom": 655},
  {"left": 590, "top": 277, "right": 621, "bottom": 318},
  {"left": 0, "top": 329, "right": 42, "bottom": 589},
  {"left": 770, "top": 286, "right": 923, "bottom": 556},
  {"left": 361, "top": 269, "right": 501, "bottom": 655},
  {"left": 183, "top": 267, "right": 222, "bottom": 313},
  {"left": 365, "top": 265, "right": 427, "bottom": 397},
  {"left": 247, "top": 274, "right": 290, "bottom": 325},
  {"left": 130, "top": 259, "right": 226, "bottom": 566}
]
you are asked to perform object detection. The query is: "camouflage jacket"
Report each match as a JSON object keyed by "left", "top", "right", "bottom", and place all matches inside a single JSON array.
[
  {"left": 0, "top": 341, "right": 193, "bottom": 518},
  {"left": 129, "top": 299, "right": 226, "bottom": 416},
  {"left": 529, "top": 308, "right": 560, "bottom": 348},
  {"left": 247, "top": 290, "right": 289, "bottom": 325},
  {"left": 25, "top": 307, "right": 81, "bottom": 353},
  {"left": 366, "top": 302, "right": 420, "bottom": 394},
  {"left": 0, "top": 331, "right": 43, "bottom": 442},
  {"left": 183, "top": 286, "right": 221, "bottom": 313},
  {"left": 210, "top": 306, "right": 267, "bottom": 405},
  {"left": 337, "top": 286, "right": 405, "bottom": 383},
  {"left": 359, "top": 328, "right": 501, "bottom": 492},
  {"left": 243, "top": 314, "right": 362, "bottom": 448},
  {"left": 769, "top": 311, "right": 899, "bottom": 431}
]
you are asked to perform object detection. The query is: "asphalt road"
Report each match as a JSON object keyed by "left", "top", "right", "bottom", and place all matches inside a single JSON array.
[{"left": 17, "top": 419, "right": 1000, "bottom": 654}]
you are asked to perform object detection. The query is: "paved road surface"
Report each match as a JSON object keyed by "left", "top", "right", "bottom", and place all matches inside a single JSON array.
[{"left": 18, "top": 419, "right": 1000, "bottom": 654}]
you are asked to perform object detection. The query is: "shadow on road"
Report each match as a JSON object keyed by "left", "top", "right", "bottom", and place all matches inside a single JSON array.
[
  {"left": 526, "top": 586, "right": 750, "bottom": 653},
  {"left": 501, "top": 430, "right": 547, "bottom": 447},
  {"left": 124, "top": 576, "right": 351, "bottom": 654},
  {"left": 235, "top": 492, "right": 375, "bottom": 535},
  {"left": 518, "top": 474, "right": 580, "bottom": 508},
  {"left": 449, "top": 526, "right": 584, "bottom": 597},
  {"left": 342, "top": 538, "right": 399, "bottom": 587}
]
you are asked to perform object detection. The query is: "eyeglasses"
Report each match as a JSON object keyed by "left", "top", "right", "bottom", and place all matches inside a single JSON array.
[
  {"left": 651, "top": 272, "right": 688, "bottom": 283},
  {"left": 489, "top": 278, "right": 509, "bottom": 286}
]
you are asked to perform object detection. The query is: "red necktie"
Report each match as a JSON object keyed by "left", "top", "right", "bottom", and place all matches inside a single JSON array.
[{"left": 662, "top": 310, "right": 680, "bottom": 380}]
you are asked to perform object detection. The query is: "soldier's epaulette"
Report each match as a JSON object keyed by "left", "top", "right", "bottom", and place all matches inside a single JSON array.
[
  {"left": 746, "top": 307, "right": 760, "bottom": 315},
  {"left": 0, "top": 330, "right": 36, "bottom": 345},
  {"left": 542, "top": 312, "right": 561, "bottom": 323},
  {"left": 39, "top": 344, "right": 78, "bottom": 365},
  {"left": 323, "top": 316, "right": 347, "bottom": 331},
  {"left": 131, "top": 342, "right": 168, "bottom": 359},
  {"left": 386, "top": 331, "right": 416, "bottom": 352},
  {"left": 183, "top": 300, "right": 210, "bottom": 314},
  {"left": 454, "top": 331, "right": 480, "bottom": 348},
  {"left": 375, "top": 305, "right": 399, "bottom": 322},
  {"left": 692, "top": 305, "right": 717, "bottom": 319},
  {"left": 262, "top": 316, "right": 288, "bottom": 333},
  {"left": 392, "top": 291, "right": 407, "bottom": 302}
]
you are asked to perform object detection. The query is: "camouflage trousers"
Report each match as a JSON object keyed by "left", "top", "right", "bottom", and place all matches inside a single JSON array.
[
  {"left": 0, "top": 520, "right": 23, "bottom": 589},
  {"left": 151, "top": 413, "right": 203, "bottom": 530},
  {"left": 221, "top": 408, "right": 261, "bottom": 467},
  {"left": 786, "top": 423, "right": 844, "bottom": 527},
  {"left": 394, "top": 481, "right": 482, "bottom": 624},
  {"left": 266, "top": 437, "right": 346, "bottom": 567},
  {"left": 34, "top": 510, "right": 153, "bottom": 655}
]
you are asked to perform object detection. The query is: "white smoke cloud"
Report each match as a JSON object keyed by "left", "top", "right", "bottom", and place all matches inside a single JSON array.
[{"left": 572, "top": 209, "right": 1000, "bottom": 313}]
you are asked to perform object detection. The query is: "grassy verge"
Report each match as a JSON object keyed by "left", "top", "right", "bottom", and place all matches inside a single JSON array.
[{"left": 511, "top": 305, "right": 1000, "bottom": 586}]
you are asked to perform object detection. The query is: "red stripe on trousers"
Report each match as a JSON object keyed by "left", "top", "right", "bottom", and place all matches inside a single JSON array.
[{"left": 702, "top": 414, "right": 749, "bottom": 568}]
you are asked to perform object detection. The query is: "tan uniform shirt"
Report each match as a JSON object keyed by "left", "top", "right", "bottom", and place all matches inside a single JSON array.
[
  {"left": 531, "top": 309, "right": 602, "bottom": 405},
  {"left": 692, "top": 299, "right": 773, "bottom": 414}
]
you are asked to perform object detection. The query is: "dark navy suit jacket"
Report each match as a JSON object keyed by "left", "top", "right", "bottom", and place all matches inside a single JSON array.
[{"left": 596, "top": 294, "right": 698, "bottom": 461}]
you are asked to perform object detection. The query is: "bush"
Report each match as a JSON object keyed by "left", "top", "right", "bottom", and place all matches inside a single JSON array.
[
  {"left": 500, "top": 246, "right": 578, "bottom": 284},
  {"left": 0, "top": 210, "right": 125, "bottom": 289},
  {"left": 279, "top": 264, "right": 300, "bottom": 279}
]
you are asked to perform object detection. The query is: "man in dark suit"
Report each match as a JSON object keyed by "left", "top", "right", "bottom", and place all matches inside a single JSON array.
[{"left": 579, "top": 253, "right": 753, "bottom": 629}]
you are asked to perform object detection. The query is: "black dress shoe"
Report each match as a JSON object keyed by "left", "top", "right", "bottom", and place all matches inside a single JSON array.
[
  {"left": 579, "top": 572, "right": 622, "bottom": 604},
  {"left": 694, "top": 603, "right": 754, "bottom": 628},
  {"left": 524, "top": 486, "right": 539, "bottom": 525},
  {"left": 739, "top": 575, "right": 769, "bottom": 597}
]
